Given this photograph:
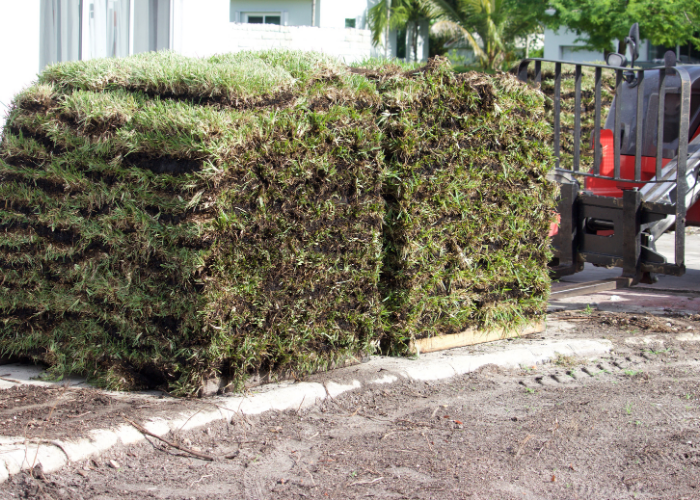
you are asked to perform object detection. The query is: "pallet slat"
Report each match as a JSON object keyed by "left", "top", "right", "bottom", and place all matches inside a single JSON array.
[{"left": 410, "top": 322, "right": 545, "bottom": 354}]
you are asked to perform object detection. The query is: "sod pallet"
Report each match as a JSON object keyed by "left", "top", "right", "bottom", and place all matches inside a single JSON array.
[
  {"left": 410, "top": 322, "right": 545, "bottom": 354},
  {"left": 0, "top": 51, "right": 556, "bottom": 395},
  {"left": 367, "top": 62, "right": 555, "bottom": 349}
]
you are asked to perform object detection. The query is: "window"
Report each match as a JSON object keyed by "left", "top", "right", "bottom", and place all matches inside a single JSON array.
[
  {"left": 243, "top": 13, "right": 281, "bottom": 25},
  {"left": 40, "top": 0, "right": 171, "bottom": 69},
  {"left": 649, "top": 40, "right": 700, "bottom": 64},
  {"left": 86, "top": 0, "right": 130, "bottom": 59},
  {"left": 345, "top": 18, "right": 356, "bottom": 29},
  {"left": 230, "top": 5, "right": 286, "bottom": 25},
  {"left": 40, "top": 0, "right": 82, "bottom": 68},
  {"left": 133, "top": 0, "right": 171, "bottom": 54}
]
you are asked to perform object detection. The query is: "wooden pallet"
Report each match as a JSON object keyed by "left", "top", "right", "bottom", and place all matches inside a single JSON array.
[
  {"left": 409, "top": 322, "right": 545, "bottom": 354},
  {"left": 550, "top": 278, "right": 630, "bottom": 300}
]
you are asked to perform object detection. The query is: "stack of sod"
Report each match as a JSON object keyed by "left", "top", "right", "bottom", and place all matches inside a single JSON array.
[
  {"left": 0, "top": 51, "right": 556, "bottom": 395},
  {"left": 365, "top": 61, "right": 556, "bottom": 347},
  {"left": 0, "top": 51, "right": 386, "bottom": 395}
]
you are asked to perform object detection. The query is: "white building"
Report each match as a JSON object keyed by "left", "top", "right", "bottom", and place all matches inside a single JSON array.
[
  {"left": 0, "top": 0, "right": 413, "bottom": 120},
  {"left": 545, "top": 27, "right": 700, "bottom": 65},
  {"left": 543, "top": 27, "right": 655, "bottom": 64}
]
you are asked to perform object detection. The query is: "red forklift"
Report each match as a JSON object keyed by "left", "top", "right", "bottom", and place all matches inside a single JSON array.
[{"left": 517, "top": 24, "right": 700, "bottom": 296}]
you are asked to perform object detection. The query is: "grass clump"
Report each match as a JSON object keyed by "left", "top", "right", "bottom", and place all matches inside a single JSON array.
[{"left": 0, "top": 51, "right": 556, "bottom": 395}]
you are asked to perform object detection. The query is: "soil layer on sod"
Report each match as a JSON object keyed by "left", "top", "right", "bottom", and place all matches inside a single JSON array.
[{"left": 0, "top": 51, "right": 555, "bottom": 395}]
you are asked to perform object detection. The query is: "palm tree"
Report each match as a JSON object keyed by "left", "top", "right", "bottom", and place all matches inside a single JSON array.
[
  {"left": 368, "top": 0, "right": 434, "bottom": 62},
  {"left": 369, "top": 0, "right": 546, "bottom": 69},
  {"left": 425, "top": 0, "right": 511, "bottom": 71}
]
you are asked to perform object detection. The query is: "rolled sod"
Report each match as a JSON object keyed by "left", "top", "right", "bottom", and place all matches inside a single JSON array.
[{"left": 0, "top": 51, "right": 555, "bottom": 395}]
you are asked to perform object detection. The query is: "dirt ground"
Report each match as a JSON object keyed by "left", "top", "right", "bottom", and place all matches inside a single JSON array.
[
  {"left": 0, "top": 385, "right": 200, "bottom": 440},
  {"left": 1, "top": 308, "right": 700, "bottom": 500}
]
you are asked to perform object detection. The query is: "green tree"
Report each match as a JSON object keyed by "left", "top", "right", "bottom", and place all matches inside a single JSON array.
[
  {"left": 628, "top": 0, "right": 700, "bottom": 49},
  {"left": 547, "top": 0, "right": 700, "bottom": 56},
  {"left": 501, "top": 0, "right": 549, "bottom": 56},
  {"left": 425, "top": 0, "right": 548, "bottom": 70}
]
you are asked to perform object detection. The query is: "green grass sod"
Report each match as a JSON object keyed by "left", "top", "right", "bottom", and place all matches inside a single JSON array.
[
  {"left": 368, "top": 63, "right": 556, "bottom": 349},
  {"left": 0, "top": 51, "right": 556, "bottom": 395}
]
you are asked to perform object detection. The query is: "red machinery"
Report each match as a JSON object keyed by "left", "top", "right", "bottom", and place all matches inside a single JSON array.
[{"left": 518, "top": 24, "right": 700, "bottom": 285}]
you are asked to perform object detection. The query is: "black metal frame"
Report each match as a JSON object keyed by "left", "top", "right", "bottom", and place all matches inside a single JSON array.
[{"left": 517, "top": 58, "right": 693, "bottom": 284}]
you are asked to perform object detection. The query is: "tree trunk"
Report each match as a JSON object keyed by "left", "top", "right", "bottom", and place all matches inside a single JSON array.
[
  {"left": 412, "top": 22, "right": 418, "bottom": 62},
  {"left": 617, "top": 39, "right": 627, "bottom": 56},
  {"left": 385, "top": 0, "right": 392, "bottom": 58},
  {"left": 525, "top": 34, "right": 530, "bottom": 59}
]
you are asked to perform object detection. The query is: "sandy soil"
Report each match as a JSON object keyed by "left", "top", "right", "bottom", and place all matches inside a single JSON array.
[
  {"left": 0, "top": 385, "right": 202, "bottom": 440},
  {"left": 1, "top": 309, "right": 700, "bottom": 500}
]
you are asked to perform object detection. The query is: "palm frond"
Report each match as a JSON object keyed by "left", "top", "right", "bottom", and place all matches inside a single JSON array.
[{"left": 431, "top": 20, "right": 487, "bottom": 63}]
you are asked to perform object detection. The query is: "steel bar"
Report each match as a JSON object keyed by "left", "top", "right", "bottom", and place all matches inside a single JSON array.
[
  {"left": 515, "top": 58, "right": 691, "bottom": 282},
  {"left": 524, "top": 58, "right": 628, "bottom": 71},
  {"left": 634, "top": 71, "right": 645, "bottom": 181},
  {"left": 517, "top": 60, "right": 529, "bottom": 82},
  {"left": 573, "top": 65, "right": 582, "bottom": 172},
  {"left": 614, "top": 69, "right": 623, "bottom": 179},
  {"left": 593, "top": 67, "right": 602, "bottom": 176},
  {"left": 656, "top": 69, "right": 666, "bottom": 179},
  {"left": 638, "top": 133, "right": 700, "bottom": 240},
  {"left": 557, "top": 182, "right": 577, "bottom": 267},
  {"left": 675, "top": 66, "right": 691, "bottom": 268},
  {"left": 622, "top": 189, "right": 642, "bottom": 283},
  {"left": 638, "top": 263, "right": 685, "bottom": 276},
  {"left": 560, "top": 169, "right": 674, "bottom": 183},
  {"left": 554, "top": 63, "right": 562, "bottom": 168}
]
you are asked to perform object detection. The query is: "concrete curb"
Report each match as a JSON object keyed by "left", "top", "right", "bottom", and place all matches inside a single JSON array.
[{"left": 0, "top": 338, "right": 612, "bottom": 482}]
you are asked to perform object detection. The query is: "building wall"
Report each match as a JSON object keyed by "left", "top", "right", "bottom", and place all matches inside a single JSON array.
[
  {"left": 404, "top": 19, "right": 429, "bottom": 62},
  {"left": 318, "top": 0, "right": 367, "bottom": 29},
  {"left": 230, "top": 0, "right": 312, "bottom": 26},
  {"left": 133, "top": 0, "right": 172, "bottom": 54},
  {"left": 544, "top": 28, "right": 605, "bottom": 62},
  {"left": 178, "top": 0, "right": 226, "bottom": 56},
  {"left": 370, "top": 27, "right": 397, "bottom": 59},
  {"left": 228, "top": 0, "right": 372, "bottom": 29},
  {"left": 179, "top": 0, "right": 372, "bottom": 62},
  {"left": 637, "top": 40, "right": 650, "bottom": 62},
  {"left": 0, "top": 1, "right": 41, "bottom": 116},
  {"left": 544, "top": 27, "right": 650, "bottom": 64}
]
